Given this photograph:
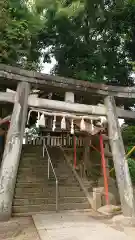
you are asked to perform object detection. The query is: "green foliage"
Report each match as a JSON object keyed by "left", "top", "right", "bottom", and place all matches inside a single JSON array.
[
  {"left": 1, "top": 0, "right": 135, "bottom": 91},
  {"left": 122, "top": 125, "right": 135, "bottom": 147},
  {"left": 35, "top": 0, "right": 135, "bottom": 87},
  {"left": 110, "top": 158, "right": 135, "bottom": 185},
  {"left": 121, "top": 125, "right": 135, "bottom": 184},
  {"left": 0, "top": 0, "right": 44, "bottom": 69},
  {"left": 25, "top": 125, "right": 40, "bottom": 139},
  {"left": 127, "top": 158, "right": 135, "bottom": 184}
]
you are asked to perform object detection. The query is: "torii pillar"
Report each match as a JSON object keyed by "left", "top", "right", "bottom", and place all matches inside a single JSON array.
[
  {"left": 0, "top": 82, "right": 30, "bottom": 221},
  {"left": 105, "top": 96, "right": 135, "bottom": 217}
]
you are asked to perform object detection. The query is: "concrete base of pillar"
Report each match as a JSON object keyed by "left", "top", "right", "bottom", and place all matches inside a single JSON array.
[{"left": 92, "top": 187, "right": 103, "bottom": 210}]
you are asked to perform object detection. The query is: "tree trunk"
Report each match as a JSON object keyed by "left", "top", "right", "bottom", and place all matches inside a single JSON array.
[{"left": 0, "top": 82, "right": 30, "bottom": 221}]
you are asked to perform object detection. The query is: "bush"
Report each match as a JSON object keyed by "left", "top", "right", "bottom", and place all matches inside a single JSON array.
[
  {"left": 122, "top": 126, "right": 135, "bottom": 147},
  {"left": 110, "top": 158, "right": 135, "bottom": 185},
  {"left": 128, "top": 158, "right": 135, "bottom": 185}
]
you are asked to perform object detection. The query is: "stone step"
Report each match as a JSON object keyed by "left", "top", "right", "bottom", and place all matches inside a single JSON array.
[
  {"left": 20, "top": 156, "right": 48, "bottom": 163},
  {"left": 22, "top": 153, "right": 66, "bottom": 159},
  {"left": 16, "top": 178, "right": 61, "bottom": 184},
  {"left": 22, "top": 149, "right": 44, "bottom": 153},
  {"left": 18, "top": 166, "right": 71, "bottom": 171},
  {"left": 13, "top": 197, "right": 87, "bottom": 206},
  {"left": 16, "top": 179, "right": 52, "bottom": 184},
  {"left": 17, "top": 170, "right": 73, "bottom": 177},
  {"left": 20, "top": 159, "right": 63, "bottom": 164},
  {"left": 20, "top": 157, "right": 45, "bottom": 162},
  {"left": 19, "top": 164, "right": 67, "bottom": 169},
  {"left": 16, "top": 182, "right": 77, "bottom": 187},
  {"left": 13, "top": 146, "right": 88, "bottom": 214},
  {"left": 22, "top": 145, "right": 42, "bottom": 150},
  {"left": 16, "top": 175, "right": 74, "bottom": 182},
  {"left": 18, "top": 163, "right": 48, "bottom": 167},
  {"left": 18, "top": 165, "right": 49, "bottom": 169},
  {"left": 22, "top": 150, "right": 43, "bottom": 154},
  {"left": 15, "top": 181, "right": 79, "bottom": 188},
  {"left": 15, "top": 186, "right": 82, "bottom": 194},
  {"left": 19, "top": 159, "right": 48, "bottom": 163},
  {"left": 16, "top": 176, "right": 53, "bottom": 182},
  {"left": 17, "top": 173, "right": 73, "bottom": 180},
  {"left": 12, "top": 202, "right": 89, "bottom": 214},
  {"left": 18, "top": 163, "right": 70, "bottom": 168},
  {"left": 17, "top": 174, "right": 50, "bottom": 179},
  {"left": 18, "top": 172, "right": 73, "bottom": 178},
  {"left": 16, "top": 176, "right": 75, "bottom": 182},
  {"left": 14, "top": 189, "right": 85, "bottom": 198},
  {"left": 18, "top": 169, "right": 49, "bottom": 174},
  {"left": 19, "top": 159, "right": 62, "bottom": 165},
  {"left": 22, "top": 147, "right": 42, "bottom": 151}
]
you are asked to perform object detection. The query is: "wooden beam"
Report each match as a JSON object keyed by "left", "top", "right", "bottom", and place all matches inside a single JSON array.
[
  {"left": 0, "top": 115, "right": 11, "bottom": 126},
  {"left": 0, "top": 82, "right": 30, "bottom": 220},
  {"left": 105, "top": 96, "right": 135, "bottom": 217},
  {"left": 28, "top": 96, "right": 107, "bottom": 115},
  {"left": 28, "top": 96, "right": 135, "bottom": 120},
  {"left": 0, "top": 64, "right": 135, "bottom": 98},
  {"left": 1, "top": 92, "right": 135, "bottom": 120},
  {"left": 0, "top": 92, "right": 15, "bottom": 103}
]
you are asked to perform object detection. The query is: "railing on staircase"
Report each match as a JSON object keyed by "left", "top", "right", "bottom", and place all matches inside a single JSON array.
[
  {"left": 24, "top": 135, "right": 84, "bottom": 148},
  {"left": 43, "top": 139, "right": 58, "bottom": 212}
]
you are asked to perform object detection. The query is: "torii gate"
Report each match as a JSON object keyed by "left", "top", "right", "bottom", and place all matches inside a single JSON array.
[{"left": 0, "top": 64, "right": 135, "bottom": 220}]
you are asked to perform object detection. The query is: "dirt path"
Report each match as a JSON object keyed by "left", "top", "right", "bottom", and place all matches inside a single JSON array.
[{"left": 0, "top": 216, "right": 40, "bottom": 240}]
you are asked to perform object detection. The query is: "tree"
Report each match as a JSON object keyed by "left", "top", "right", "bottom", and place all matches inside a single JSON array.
[
  {"left": 34, "top": 0, "right": 135, "bottom": 88},
  {"left": 1, "top": 0, "right": 135, "bottom": 88},
  {"left": 0, "top": 0, "right": 44, "bottom": 70}
]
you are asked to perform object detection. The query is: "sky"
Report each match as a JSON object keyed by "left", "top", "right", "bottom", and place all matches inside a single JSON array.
[{"left": 41, "top": 56, "right": 57, "bottom": 74}]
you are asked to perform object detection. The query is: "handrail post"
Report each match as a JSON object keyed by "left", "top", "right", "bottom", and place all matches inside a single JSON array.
[
  {"left": 43, "top": 139, "right": 45, "bottom": 158},
  {"left": 56, "top": 180, "right": 58, "bottom": 212},
  {"left": 48, "top": 157, "right": 50, "bottom": 179},
  {"left": 43, "top": 142, "right": 58, "bottom": 211}
]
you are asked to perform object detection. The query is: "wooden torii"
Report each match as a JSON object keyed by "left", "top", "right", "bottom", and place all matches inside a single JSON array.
[{"left": 0, "top": 64, "right": 135, "bottom": 220}]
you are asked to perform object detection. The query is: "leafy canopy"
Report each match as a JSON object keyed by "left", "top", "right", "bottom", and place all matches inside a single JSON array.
[
  {"left": 34, "top": 0, "right": 135, "bottom": 86},
  {"left": 0, "top": 0, "right": 44, "bottom": 70},
  {"left": 1, "top": 0, "right": 135, "bottom": 87}
]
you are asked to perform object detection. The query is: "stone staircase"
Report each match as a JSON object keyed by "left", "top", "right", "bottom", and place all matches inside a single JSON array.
[{"left": 12, "top": 145, "right": 90, "bottom": 215}]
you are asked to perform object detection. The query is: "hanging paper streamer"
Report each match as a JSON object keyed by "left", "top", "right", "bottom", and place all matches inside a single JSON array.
[
  {"left": 71, "top": 119, "right": 74, "bottom": 135},
  {"left": 80, "top": 117, "right": 86, "bottom": 131},
  {"left": 100, "top": 116, "right": 107, "bottom": 127},
  {"left": 39, "top": 113, "right": 46, "bottom": 127},
  {"left": 74, "top": 135, "right": 77, "bottom": 168},
  {"left": 36, "top": 112, "right": 40, "bottom": 128},
  {"left": 91, "top": 120, "right": 94, "bottom": 132},
  {"left": 89, "top": 119, "right": 96, "bottom": 135},
  {"left": 61, "top": 116, "right": 66, "bottom": 130},
  {"left": 52, "top": 115, "right": 56, "bottom": 131}
]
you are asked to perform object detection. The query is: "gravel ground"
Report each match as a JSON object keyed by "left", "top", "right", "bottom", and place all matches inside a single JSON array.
[{"left": 0, "top": 216, "right": 40, "bottom": 240}]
